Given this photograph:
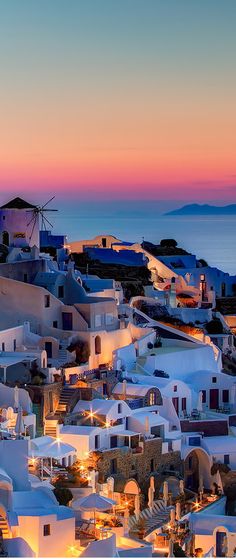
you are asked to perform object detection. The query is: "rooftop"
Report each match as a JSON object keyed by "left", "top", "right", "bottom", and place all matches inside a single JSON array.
[{"left": 0, "top": 197, "right": 37, "bottom": 210}]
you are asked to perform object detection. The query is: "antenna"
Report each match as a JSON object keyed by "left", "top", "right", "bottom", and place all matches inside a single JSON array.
[{"left": 27, "top": 196, "right": 58, "bottom": 240}]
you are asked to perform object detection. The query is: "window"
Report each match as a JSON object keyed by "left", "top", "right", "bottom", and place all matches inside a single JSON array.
[
  {"left": 95, "top": 435, "right": 100, "bottom": 450},
  {"left": 202, "top": 390, "right": 206, "bottom": 403},
  {"left": 2, "top": 231, "right": 9, "bottom": 246},
  {"left": 118, "top": 403, "right": 122, "bottom": 414},
  {"left": 2, "top": 343, "right": 5, "bottom": 352},
  {"left": 95, "top": 314, "right": 102, "bottom": 327},
  {"left": 150, "top": 458, "right": 154, "bottom": 471},
  {"left": 62, "top": 312, "right": 73, "bottom": 330},
  {"left": 224, "top": 454, "right": 230, "bottom": 465},
  {"left": 53, "top": 321, "right": 58, "bottom": 328},
  {"left": 173, "top": 385, "right": 177, "bottom": 392},
  {"left": 222, "top": 390, "right": 229, "bottom": 403},
  {"left": 106, "top": 313, "right": 114, "bottom": 325},
  {"left": 13, "top": 339, "right": 16, "bottom": 351},
  {"left": 212, "top": 377, "right": 217, "bottom": 384},
  {"left": 44, "top": 295, "right": 50, "bottom": 308},
  {"left": 149, "top": 391, "right": 156, "bottom": 406},
  {"left": 189, "top": 436, "right": 201, "bottom": 446},
  {"left": 95, "top": 335, "right": 101, "bottom": 355},
  {"left": 23, "top": 273, "right": 28, "bottom": 283},
  {"left": 58, "top": 285, "right": 64, "bottom": 299},
  {"left": 110, "top": 458, "right": 117, "bottom": 474},
  {"left": 188, "top": 456, "right": 193, "bottom": 469},
  {"left": 43, "top": 524, "right": 51, "bottom": 536}
]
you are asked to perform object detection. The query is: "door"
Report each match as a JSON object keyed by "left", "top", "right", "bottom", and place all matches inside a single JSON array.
[
  {"left": 45, "top": 341, "right": 52, "bottom": 359},
  {"left": 110, "top": 436, "right": 118, "bottom": 448},
  {"left": 102, "top": 237, "right": 107, "bottom": 247},
  {"left": 216, "top": 531, "right": 227, "bottom": 557},
  {"left": 221, "top": 282, "right": 226, "bottom": 297},
  {"left": 62, "top": 312, "right": 73, "bottom": 330},
  {"left": 210, "top": 389, "right": 219, "bottom": 409},
  {"left": 181, "top": 397, "right": 187, "bottom": 411},
  {"left": 172, "top": 397, "right": 179, "bottom": 416}
]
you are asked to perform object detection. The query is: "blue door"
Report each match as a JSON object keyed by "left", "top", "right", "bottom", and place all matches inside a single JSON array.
[{"left": 216, "top": 531, "right": 227, "bottom": 557}]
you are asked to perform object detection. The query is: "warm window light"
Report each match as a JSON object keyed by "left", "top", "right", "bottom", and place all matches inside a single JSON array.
[{"left": 56, "top": 437, "right": 61, "bottom": 443}]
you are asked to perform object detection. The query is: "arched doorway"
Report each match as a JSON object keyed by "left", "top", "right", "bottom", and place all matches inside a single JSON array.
[
  {"left": 2, "top": 231, "right": 9, "bottom": 246},
  {"left": 0, "top": 475, "right": 13, "bottom": 510},
  {"left": 124, "top": 479, "right": 140, "bottom": 496},
  {"left": 184, "top": 448, "right": 211, "bottom": 491},
  {"left": 95, "top": 335, "right": 101, "bottom": 355},
  {"left": 214, "top": 527, "right": 229, "bottom": 557}
]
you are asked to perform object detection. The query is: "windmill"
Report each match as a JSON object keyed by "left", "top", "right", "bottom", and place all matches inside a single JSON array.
[{"left": 27, "top": 196, "right": 58, "bottom": 241}]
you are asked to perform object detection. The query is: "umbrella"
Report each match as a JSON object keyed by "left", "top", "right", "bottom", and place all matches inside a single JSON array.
[
  {"left": 74, "top": 493, "right": 116, "bottom": 535},
  {"left": 230, "top": 383, "right": 236, "bottom": 405},
  {"left": 107, "top": 476, "right": 114, "bottom": 499},
  {"left": 150, "top": 475, "right": 155, "bottom": 490},
  {"left": 122, "top": 380, "right": 127, "bottom": 400},
  {"left": 134, "top": 494, "right": 140, "bottom": 520},
  {"left": 197, "top": 391, "right": 203, "bottom": 412},
  {"left": 176, "top": 501, "right": 181, "bottom": 521},
  {"left": 179, "top": 479, "right": 184, "bottom": 495},
  {"left": 168, "top": 536, "right": 174, "bottom": 557},
  {"left": 15, "top": 406, "right": 24, "bottom": 436},
  {"left": 163, "top": 481, "right": 169, "bottom": 506},
  {"left": 144, "top": 416, "right": 149, "bottom": 435},
  {"left": 170, "top": 507, "right": 176, "bottom": 528},
  {"left": 148, "top": 486, "right": 154, "bottom": 510},
  {"left": 14, "top": 386, "right": 19, "bottom": 411},
  {"left": 198, "top": 475, "right": 204, "bottom": 494},
  {"left": 124, "top": 507, "right": 130, "bottom": 534}
]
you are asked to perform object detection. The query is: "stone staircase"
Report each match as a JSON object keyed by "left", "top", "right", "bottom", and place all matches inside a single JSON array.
[
  {"left": 45, "top": 386, "right": 79, "bottom": 436},
  {"left": 54, "top": 339, "right": 73, "bottom": 369},
  {"left": 55, "top": 387, "right": 77, "bottom": 417},
  {"left": 0, "top": 516, "right": 10, "bottom": 539},
  {"left": 129, "top": 499, "right": 170, "bottom": 536}
]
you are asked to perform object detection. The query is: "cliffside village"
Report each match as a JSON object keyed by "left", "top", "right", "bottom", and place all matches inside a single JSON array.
[{"left": 0, "top": 197, "right": 236, "bottom": 558}]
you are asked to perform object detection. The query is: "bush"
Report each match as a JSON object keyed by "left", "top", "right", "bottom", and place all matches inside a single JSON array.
[
  {"left": 67, "top": 340, "right": 90, "bottom": 365},
  {"left": 198, "top": 258, "right": 208, "bottom": 267},
  {"left": 53, "top": 486, "right": 73, "bottom": 506},
  {"left": 160, "top": 238, "right": 178, "bottom": 248},
  {"left": 205, "top": 319, "right": 224, "bottom": 335},
  {"left": 174, "top": 543, "right": 187, "bottom": 557}
]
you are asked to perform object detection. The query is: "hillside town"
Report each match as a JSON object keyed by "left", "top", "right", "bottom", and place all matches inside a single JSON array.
[{"left": 1, "top": 197, "right": 236, "bottom": 558}]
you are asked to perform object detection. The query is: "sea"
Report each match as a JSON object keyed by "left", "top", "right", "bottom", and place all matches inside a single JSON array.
[{"left": 51, "top": 199, "right": 236, "bottom": 276}]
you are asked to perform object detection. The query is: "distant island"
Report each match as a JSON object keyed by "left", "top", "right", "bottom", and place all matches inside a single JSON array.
[{"left": 165, "top": 203, "right": 236, "bottom": 216}]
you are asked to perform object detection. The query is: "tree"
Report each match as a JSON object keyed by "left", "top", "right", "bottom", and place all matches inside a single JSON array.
[
  {"left": 53, "top": 486, "right": 73, "bottom": 506},
  {"left": 67, "top": 340, "right": 90, "bottom": 365},
  {"left": 160, "top": 238, "right": 178, "bottom": 248},
  {"left": 198, "top": 258, "right": 208, "bottom": 267},
  {"left": 205, "top": 319, "right": 224, "bottom": 335},
  {"left": 29, "top": 361, "right": 47, "bottom": 382},
  {"left": 174, "top": 543, "right": 187, "bottom": 557},
  {"left": 211, "top": 462, "right": 230, "bottom": 475}
]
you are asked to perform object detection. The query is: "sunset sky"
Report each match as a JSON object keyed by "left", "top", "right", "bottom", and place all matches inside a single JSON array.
[{"left": 0, "top": 0, "right": 236, "bottom": 202}]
